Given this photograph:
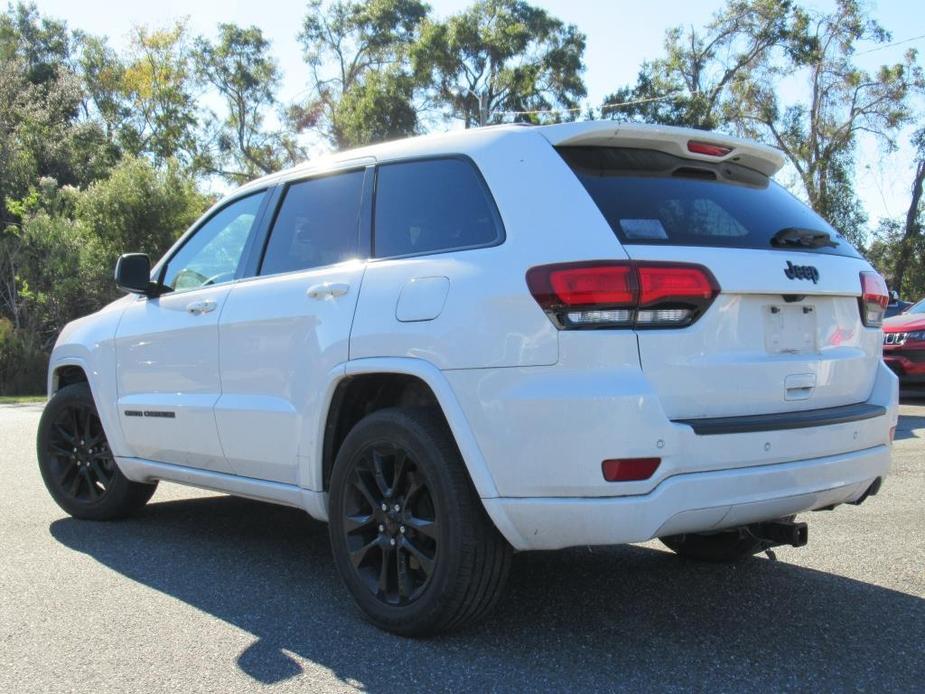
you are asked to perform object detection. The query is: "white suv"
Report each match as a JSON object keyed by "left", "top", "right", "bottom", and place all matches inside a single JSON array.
[{"left": 37, "top": 121, "right": 898, "bottom": 635}]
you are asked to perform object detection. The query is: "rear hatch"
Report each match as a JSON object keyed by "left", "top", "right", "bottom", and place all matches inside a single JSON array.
[{"left": 554, "top": 138, "right": 882, "bottom": 420}]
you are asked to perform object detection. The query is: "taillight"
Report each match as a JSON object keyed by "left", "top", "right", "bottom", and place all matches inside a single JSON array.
[
  {"left": 687, "top": 140, "right": 733, "bottom": 157},
  {"left": 859, "top": 271, "right": 889, "bottom": 328},
  {"left": 526, "top": 261, "right": 719, "bottom": 329}
]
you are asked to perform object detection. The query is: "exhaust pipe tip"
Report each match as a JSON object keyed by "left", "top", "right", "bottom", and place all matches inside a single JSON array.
[{"left": 849, "top": 477, "right": 882, "bottom": 506}]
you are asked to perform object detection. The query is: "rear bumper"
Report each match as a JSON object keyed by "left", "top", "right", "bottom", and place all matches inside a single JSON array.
[{"left": 484, "top": 444, "right": 890, "bottom": 550}]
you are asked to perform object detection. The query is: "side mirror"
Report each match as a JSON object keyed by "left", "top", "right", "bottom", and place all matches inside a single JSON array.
[{"left": 114, "top": 253, "right": 158, "bottom": 296}]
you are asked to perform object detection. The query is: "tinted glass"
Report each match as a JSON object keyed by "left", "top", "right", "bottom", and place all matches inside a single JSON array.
[
  {"left": 908, "top": 299, "right": 925, "bottom": 315},
  {"left": 558, "top": 146, "right": 860, "bottom": 258},
  {"left": 374, "top": 158, "right": 503, "bottom": 258},
  {"left": 162, "top": 191, "right": 265, "bottom": 292},
  {"left": 261, "top": 170, "right": 364, "bottom": 275}
]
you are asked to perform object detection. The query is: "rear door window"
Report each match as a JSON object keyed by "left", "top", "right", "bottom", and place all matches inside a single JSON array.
[
  {"left": 558, "top": 146, "right": 860, "bottom": 258},
  {"left": 373, "top": 157, "right": 504, "bottom": 258},
  {"left": 260, "top": 170, "right": 364, "bottom": 275}
]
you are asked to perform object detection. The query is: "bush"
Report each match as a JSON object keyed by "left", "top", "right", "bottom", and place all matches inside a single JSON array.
[{"left": 0, "top": 320, "right": 48, "bottom": 395}]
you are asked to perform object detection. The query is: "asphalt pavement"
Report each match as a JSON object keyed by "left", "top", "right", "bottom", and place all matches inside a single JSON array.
[{"left": 1, "top": 398, "right": 923, "bottom": 692}]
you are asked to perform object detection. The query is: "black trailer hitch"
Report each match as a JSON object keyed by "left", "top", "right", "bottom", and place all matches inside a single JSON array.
[{"left": 747, "top": 519, "right": 809, "bottom": 549}]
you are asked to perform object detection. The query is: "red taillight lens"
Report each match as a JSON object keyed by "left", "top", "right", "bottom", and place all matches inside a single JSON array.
[
  {"left": 859, "top": 271, "right": 889, "bottom": 328},
  {"left": 637, "top": 265, "right": 717, "bottom": 305},
  {"left": 527, "top": 261, "right": 719, "bottom": 329},
  {"left": 687, "top": 140, "right": 733, "bottom": 157},
  {"left": 547, "top": 264, "right": 635, "bottom": 305},
  {"left": 602, "top": 457, "right": 661, "bottom": 482}
]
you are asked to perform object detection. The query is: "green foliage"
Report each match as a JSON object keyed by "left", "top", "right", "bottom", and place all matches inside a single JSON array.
[
  {"left": 334, "top": 69, "right": 420, "bottom": 145},
  {"left": 194, "top": 24, "right": 301, "bottom": 182},
  {"left": 867, "top": 219, "right": 925, "bottom": 300},
  {"left": 867, "top": 129, "right": 925, "bottom": 298},
  {"left": 293, "top": 0, "right": 429, "bottom": 148},
  {"left": 118, "top": 21, "right": 202, "bottom": 166},
  {"left": 75, "top": 156, "right": 210, "bottom": 263},
  {"left": 0, "top": 2, "right": 71, "bottom": 86},
  {"left": 414, "top": 0, "right": 586, "bottom": 126}
]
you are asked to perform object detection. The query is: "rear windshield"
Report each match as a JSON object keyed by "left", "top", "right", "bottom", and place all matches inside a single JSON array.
[{"left": 558, "top": 146, "right": 860, "bottom": 258}]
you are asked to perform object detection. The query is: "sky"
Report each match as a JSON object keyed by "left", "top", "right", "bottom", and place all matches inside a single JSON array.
[{"left": 35, "top": 0, "right": 925, "bottom": 231}]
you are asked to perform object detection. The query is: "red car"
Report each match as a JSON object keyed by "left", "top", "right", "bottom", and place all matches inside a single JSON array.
[{"left": 883, "top": 298, "right": 925, "bottom": 385}]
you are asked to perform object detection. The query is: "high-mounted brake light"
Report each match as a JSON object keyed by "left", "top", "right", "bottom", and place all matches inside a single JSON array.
[
  {"left": 859, "top": 271, "right": 889, "bottom": 328},
  {"left": 687, "top": 140, "right": 733, "bottom": 157},
  {"left": 526, "top": 261, "right": 719, "bottom": 329}
]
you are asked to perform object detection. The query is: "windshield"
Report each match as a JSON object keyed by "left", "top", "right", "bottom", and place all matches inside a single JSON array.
[
  {"left": 908, "top": 299, "right": 925, "bottom": 314},
  {"left": 558, "top": 146, "right": 861, "bottom": 258}
]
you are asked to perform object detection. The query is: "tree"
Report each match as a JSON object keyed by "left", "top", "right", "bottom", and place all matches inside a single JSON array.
[
  {"left": 734, "top": 0, "right": 922, "bottom": 245},
  {"left": 75, "top": 32, "right": 129, "bottom": 143},
  {"left": 194, "top": 23, "right": 301, "bottom": 183},
  {"left": 0, "top": 7, "right": 116, "bottom": 230},
  {"left": 119, "top": 21, "right": 201, "bottom": 166},
  {"left": 600, "top": 0, "right": 795, "bottom": 129},
  {"left": 414, "top": 0, "right": 586, "bottom": 127},
  {"left": 293, "top": 0, "right": 429, "bottom": 148},
  {"left": 75, "top": 155, "right": 210, "bottom": 261},
  {"left": 0, "top": 2, "right": 71, "bottom": 86},
  {"left": 868, "top": 128, "right": 925, "bottom": 297}
]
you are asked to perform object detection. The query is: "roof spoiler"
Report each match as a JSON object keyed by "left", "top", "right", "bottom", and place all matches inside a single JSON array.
[{"left": 540, "top": 121, "right": 785, "bottom": 177}]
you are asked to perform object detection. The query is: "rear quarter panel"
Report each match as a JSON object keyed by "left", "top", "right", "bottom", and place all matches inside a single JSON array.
[{"left": 349, "top": 130, "right": 631, "bottom": 369}]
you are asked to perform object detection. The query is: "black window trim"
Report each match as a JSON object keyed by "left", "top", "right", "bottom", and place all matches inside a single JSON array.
[
  {"left": 370, "top": 153, "right": 506, "bottom": 261},
  {"left": 152, "top": 186, "right": 274, "bottom": 293},
  {"left": 253, "top": 165, "right": 373, "bottom": 279}
]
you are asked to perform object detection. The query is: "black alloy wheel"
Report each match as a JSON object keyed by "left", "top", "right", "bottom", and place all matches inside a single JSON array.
[
  {"left": 343, "top": 444, "right": 438, "bottom": 605},
  {"left": 45, "top": 401, "right": 116, "bottom": 502},
  {"left": 328, "top": 407, "right": 512, "bottom": 636},
  {"left": 37, "top": 383, "right": 157, "bottom": 519}
]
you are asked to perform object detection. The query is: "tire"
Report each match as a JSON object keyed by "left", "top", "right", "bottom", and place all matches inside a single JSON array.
[
  {"left": 37, "top": 383, "right": 157, "bottom": 520},
  {"left": 328, "top": 407, "right": 512, "bottom": 636},
  {"left": 659, "top": 529, "right": 764, "bottom": 562}
]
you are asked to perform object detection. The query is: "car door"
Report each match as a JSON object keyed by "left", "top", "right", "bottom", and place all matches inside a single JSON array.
[
  {"left": 114, "top": 191, "right": 268, "bottom": 472},
  {"left": 215, "top": 168, "right": 370, "bottom": 485}
]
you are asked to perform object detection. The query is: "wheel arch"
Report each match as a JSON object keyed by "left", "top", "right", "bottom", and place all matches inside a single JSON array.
[
  {"left": 315, "top": 358, "right": 501, "bottom": 503},
  {"left": 50, "top": 363, "right": 89, "bottom": 394}
]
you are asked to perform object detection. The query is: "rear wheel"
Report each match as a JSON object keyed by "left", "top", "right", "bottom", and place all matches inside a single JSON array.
[
  {"left": 37, "top": 383, "right": 157, "bottom": 520},
  {"left": 660, "top": 529, "right": 765, "bottom": 562},
  {"left": 328, "top": 407, "right": 511, "bottom": 636}
]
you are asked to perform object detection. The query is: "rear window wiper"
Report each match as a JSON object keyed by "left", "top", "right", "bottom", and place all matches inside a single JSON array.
[{"left": 770, "top": 227, "right": 838, "bottom": 249}]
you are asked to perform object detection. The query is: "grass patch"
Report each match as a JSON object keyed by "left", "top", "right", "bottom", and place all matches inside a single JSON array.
[{"left": 0, "top": 395, "right": 45, "bottom": 404}]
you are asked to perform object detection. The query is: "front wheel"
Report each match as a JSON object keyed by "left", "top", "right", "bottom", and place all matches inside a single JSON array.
[
  {"left": 328, "top": 407, "right": 511, "bottom": 636},
  {"left": 37, "top": 383, "right": 157, "bottom": 520}
]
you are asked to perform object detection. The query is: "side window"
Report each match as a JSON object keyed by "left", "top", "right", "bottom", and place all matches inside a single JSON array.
[
  {"left": 161, "top": 192, "right": 265, "bottom": 292},
  {"left": 373, "top": 158, "right": 503, "bottom": 258},
  {"left": 260, "top": 170, "right": 364, "bottom": 276}
]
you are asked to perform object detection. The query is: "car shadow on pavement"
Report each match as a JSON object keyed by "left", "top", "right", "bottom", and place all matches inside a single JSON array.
[{"left": 50, "top": 495, "right": 924, "bottom": 692}]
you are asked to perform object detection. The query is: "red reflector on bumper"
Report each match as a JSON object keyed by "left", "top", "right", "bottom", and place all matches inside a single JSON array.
[{"left": 602, "top": 458, "right": 661, "bottom": 482}]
